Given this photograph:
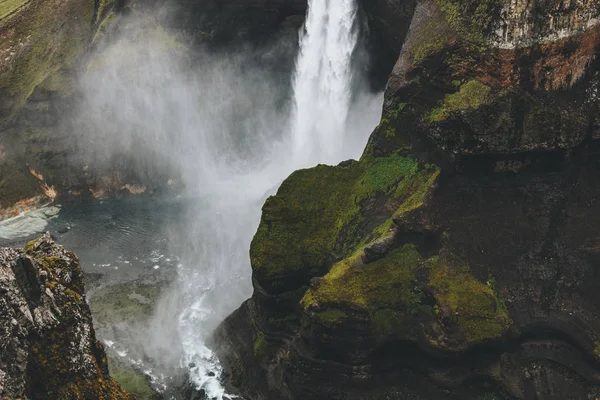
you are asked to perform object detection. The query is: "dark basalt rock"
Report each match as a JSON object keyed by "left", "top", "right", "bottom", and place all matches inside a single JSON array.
[
  {"left": 0, "top": 234, "right": 132, "bottom": 399},
  {"left": 214, "top": 1, "right": 600, "bottom": 399}
]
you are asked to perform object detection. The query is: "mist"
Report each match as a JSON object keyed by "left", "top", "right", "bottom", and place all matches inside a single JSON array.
[{"left": 68, "top": 2, "right": 383, "bottom": 397}]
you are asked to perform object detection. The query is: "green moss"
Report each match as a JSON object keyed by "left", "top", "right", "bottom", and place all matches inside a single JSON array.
[
  {"left": 411, "top": 22, "right": 452, "bottom": 65},
  {"left": 377, "top": 103, "right": 409, "bottom": 139},
  {"left": 435, "top": 0, "right": 502, "bottom": 44},
  {"left": 108, "top": 359, "right": 155, "bottom": 400},
  {"left": 92, "top": 10, "right": 117, "bottom": 44},
  {"left": 428, "top": 257, "right": 511, "bottom": 343},
  {"left": 95, "top": 0, "right": 114, "bottom": 24},
  {"left": 89, "top": 282, "right": 161, "bottom": 325},
  {"left": 393, "top": 169, "right": 440, "bottom": 217},
  {"left": 426, "top": 80, "right": 491, "bottom": 122},
  {"left": 253, "top": 331, "right": 267, "bottom": 357},
  {"left": 594, "top": 342, "right": 600, "bottom": 361},
  {"left": 372, "top": 309, "right": 409, "bottom": 336},
  {"left": 303, "top": 245, "right": 424, "bottom": 311},
  {"left": 0, "top": 0, "right": 28, "bottom": 20},
  {"left": 251, "top": 155, "right": 436, "bottom": 288},
  {"left": 1, "top": 0, "right": 95, "bottom": 113},
  {"left": 317, "top": 309, "right": 348, "bottom": 328},
  {"left": 304, "top": 246, "right": 510, "bottom": 347},
  {"left": 24, "top": 238, "right": 37, "bottom": 252}
]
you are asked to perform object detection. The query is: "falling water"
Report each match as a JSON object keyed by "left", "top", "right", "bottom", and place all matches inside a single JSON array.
[
  {"left": 292, "top": 0, "right": 359, "bottom": 166},
  {"left": 65, "top": 1, "right": 381, "bottom": 398},
  {"left": 176, "top": 1, "right": 371, "bottom": 396}
]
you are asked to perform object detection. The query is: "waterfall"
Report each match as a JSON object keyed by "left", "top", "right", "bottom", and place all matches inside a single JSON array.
[
  {"left": 292, "top": 0, "right": 359, "bottom": 166},
  {"left": 72, "top": 1, "right": 380, "bottom": 398},
  {"left": 177, "top": 1, "right": 369, "bottom": 397}
]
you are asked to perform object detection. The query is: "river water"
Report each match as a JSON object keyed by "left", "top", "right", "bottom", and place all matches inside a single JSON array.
[{"left": 0, "top": 0, "right": 382, "bottom": 398}]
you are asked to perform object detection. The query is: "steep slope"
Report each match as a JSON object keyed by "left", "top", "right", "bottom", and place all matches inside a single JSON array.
[
  {"left": 215, "top": 0, "right": 600, "bottom": 399},
  {"left": 0, "top": 234, "right": 133, "bottom": 399},
  {"left": 0, "top": 0, "right": 120, "bottom": 212}
]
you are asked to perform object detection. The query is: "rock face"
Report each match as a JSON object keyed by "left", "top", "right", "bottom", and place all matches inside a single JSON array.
[
  {"left": 167, "top": 0, "right": 307, "bottom": 44},
  {"left": 0, "top": 234, "right": 132, "bottom": 399},
  {"left": 215, "top": 0, "right": 600, "bottom": 399},
  {"left": 0, "top": 0, "right": 121, "bottom": 211}
]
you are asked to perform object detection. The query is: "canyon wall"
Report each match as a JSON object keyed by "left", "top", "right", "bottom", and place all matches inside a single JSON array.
[{"left": 215, "top": 0, "right": 600, "bottom": 399}]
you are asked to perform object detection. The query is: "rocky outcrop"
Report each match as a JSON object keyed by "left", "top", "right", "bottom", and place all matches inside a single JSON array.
[
  {"left": 0, "top": 234, "right": 132, "bottom": 399},
  {"left": 215, "top": 0, "right": 600, "bottom": 399},
  {"left": 369, "top": 0, "right": 600, "bottom": 158}
]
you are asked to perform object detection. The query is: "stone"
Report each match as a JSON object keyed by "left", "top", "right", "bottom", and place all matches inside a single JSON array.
[{"left": 0, "top": 233, "right": 132, "bottom": 399}]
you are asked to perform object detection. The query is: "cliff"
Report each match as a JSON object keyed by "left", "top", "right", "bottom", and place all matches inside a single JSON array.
[
  {"left": 215, "top": 0, "right": 600, "bottom": 399},
  {"left": 0, "top": 234, "right": 132, "bottom": 399},
  {"left": 0, "top": 0, "right": 123, "bottom": 214}
]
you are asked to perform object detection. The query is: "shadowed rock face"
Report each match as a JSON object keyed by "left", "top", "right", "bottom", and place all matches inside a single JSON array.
[
  {"left": 214, "top": 1, "right": 600, "bottom": 399},
  {"left": 0, "top": 234, "right": 132, "bottom": 399},
  {"left": 370, "top": 0, "right": 600, "bottom": 158},
  {"left": 164, "top": 0, "right": 308, "bottom": 44}
]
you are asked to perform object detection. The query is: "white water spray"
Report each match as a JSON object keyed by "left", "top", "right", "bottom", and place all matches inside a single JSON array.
[
  {"left": 178, "top": 2, "right": 370, "bottom": 395},
  {"left": 69, "top": 1, "right": 381, "bottom": 398}
]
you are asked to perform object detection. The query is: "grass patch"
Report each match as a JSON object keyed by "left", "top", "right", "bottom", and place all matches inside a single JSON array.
[
  {"left": 428, "top": 257, "right": 511, "bottom": 343},
  {"left": 426, "top": 80, "right": 491, "bottom": 122},
  {"left": 253, "top": 331, "right": 267, "bottom": 357},
  {"left": 108, "top": 359, "right": 155, "bottom": 400},
  {"left": 0, "top": 0, "right": 29, "bottom": 20}
]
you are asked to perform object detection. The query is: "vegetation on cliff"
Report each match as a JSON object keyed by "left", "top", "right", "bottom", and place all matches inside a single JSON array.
[
  {"left": 251, "top": 156, "right": 422, "bottom": 281},
  {"left": 248, "top": 140, "right": 512, "bottom": 354}
]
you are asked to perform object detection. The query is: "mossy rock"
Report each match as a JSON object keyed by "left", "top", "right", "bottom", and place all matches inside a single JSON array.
[
  {"left": 21, "top": 235, "right": 133, "bottom": 399},
  {"left": 253, "top": 331, "right": 268, "bottom": 357},
  {"left": 426, "top": 80, "right": 492, "bottom": 122},
  {"left": 428, "top": 255, "right": 511, "bottom": 345},
  {"left": 303, "top": 244, "right": 511, "bottom": 350},
  {"left": 250, "top": 155, "right": 437, "bottom": 293},
  {"left": 434, "top": 0, "right": 503, "bottom": 44}
]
